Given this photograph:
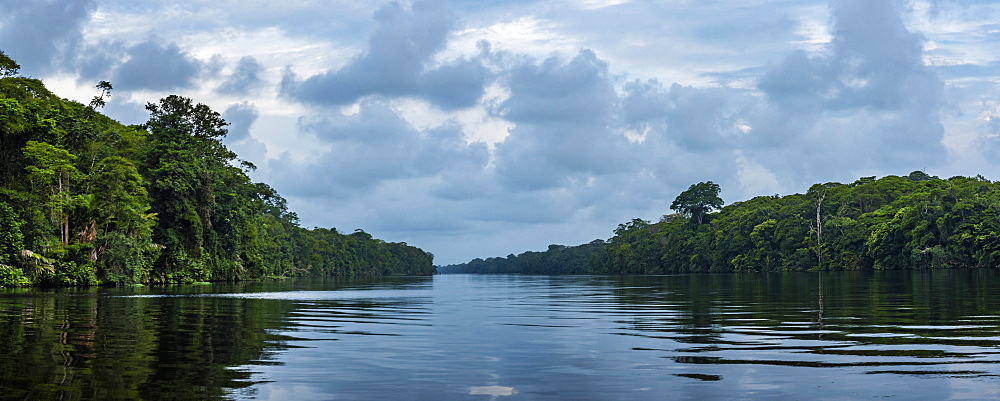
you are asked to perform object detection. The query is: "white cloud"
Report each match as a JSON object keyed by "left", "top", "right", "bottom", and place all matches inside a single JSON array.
[
  {"left": 450, "top": 17, "right": 579, "bottom": 59},
  {"left": 735, "top": 151, "right": 784, "bottom": 196}
]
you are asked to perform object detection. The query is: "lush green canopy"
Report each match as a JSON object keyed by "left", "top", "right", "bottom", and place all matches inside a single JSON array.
[
  {"left": 446, "top": 173, "right": 1000, "bottom": 275},
  {"left": 670, "top": 181, "right": 723, "bottom": 224},
  {"left": 0, "top": 55, "right": 433, "bottom": 286}
]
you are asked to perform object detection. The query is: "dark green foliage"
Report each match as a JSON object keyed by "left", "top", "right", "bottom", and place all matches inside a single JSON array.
[
  {"left": 0, "top": 201, "right": 22, "bottom": 266},
  {"left": 594, "top": 174, "right": 1000, "bottom": 274},
  {"left": 294, "top": 228, "right": 435, "bottom": 276},
  {"left": 0, "top": 52, "right": 433, "bottom": 286},
  {"left": 440, "top": 240, "right": 606, "bottom": 274},
  {"left": 90, "top": 156, "right": 155, "bottom": 284},
  {"left": 0, "top": 50, "right": 18, "bottom": 77},
  {"left": 452, "top": 172, "right": 1000, "bottom": 275},
  {"left": 671, "top": 181, "right": 723, "bottom": 224},
  {"left": 0, "top": 200, "right": 28, "bottom": 287}
]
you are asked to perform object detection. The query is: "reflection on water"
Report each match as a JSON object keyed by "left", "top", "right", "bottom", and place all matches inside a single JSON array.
[
  {"left": 2, "top": 271, "right": 1000, "bottom": 399},
  {"left": 469, "top": 385, "right": 517, "bottom": 396}
]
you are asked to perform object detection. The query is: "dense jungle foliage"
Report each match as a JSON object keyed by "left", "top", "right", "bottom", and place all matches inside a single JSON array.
[
  {"left": 443, "top": 171, "right": 1000, "bottom": 274},
  {"left": 0, "top": 52, "right": 433, "bottom": 287}
]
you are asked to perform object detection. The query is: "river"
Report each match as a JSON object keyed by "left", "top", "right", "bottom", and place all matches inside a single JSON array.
[{"left": 2, "top": 270, "right": 1000, "bottom": 400}]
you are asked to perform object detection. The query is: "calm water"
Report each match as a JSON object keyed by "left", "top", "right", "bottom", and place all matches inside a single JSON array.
[{"left": 2, "top": 270, "right": 1000, "bottom": 400}]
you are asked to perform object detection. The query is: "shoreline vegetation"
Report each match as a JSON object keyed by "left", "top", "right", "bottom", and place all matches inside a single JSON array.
[
  {"left": 7, "top": 51, "right": 997, "bottom": 286},
  {"left": 440, "top": 171, "right": 1000, "bottom": 275},
  {"left": 0, "top": 51, "right": 433, "bottom": 287}
]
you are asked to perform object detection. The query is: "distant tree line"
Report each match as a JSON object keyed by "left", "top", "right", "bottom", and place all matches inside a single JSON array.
[
  {"left": 0, "top": 51, "right": 433, "bottom": 286},
  {"left": 443, "top": 171, "right": 1000, "bottom": 274},
  {"left": 437, "top": 241, "right": 606, "bottom": 274}
]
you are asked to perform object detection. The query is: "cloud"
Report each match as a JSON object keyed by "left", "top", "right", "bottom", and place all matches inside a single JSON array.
[
  {"left": 473, "top": 0, "right": 947, "bottom": 219},
  {"left": 751, "top": 0, "right": 946, "bottom": 178},
  {"left": 269, "top": 99, "right": 489, "bottom": 199},
  {"left": 222, "top": 102, "right": 259, "bottom": 142},
  {"left": 217, "top": 56, "right": 264, "bottom": 95},
  {"left": 113, "top": 38, "right": 203, "bottom": 91},
  {"left": 269, "top": 0, "right": 955, "bottom": 260},
  {"left": 221, "top": 102, "right": 268, "bottom": 166},
  {"left": 418, "top": 47, "right": 492, "bottom": 110},
  {"left": 281, "top": 0, "right": 492, "bottom": 110},
  {"left": 662, "top": 83, "right": 759, "bottom": 152},
  {"left": 0, "top": 0, "right": 96, "bottom": 74},
  {"left": 492, "top": 50, "right": 633, "bottom": 191},
  {"left": 762, "top": 0, "right": 939, "bottom": 111},
  {"left": 75, "top": 41, "right": 128, "bottom": 84}
]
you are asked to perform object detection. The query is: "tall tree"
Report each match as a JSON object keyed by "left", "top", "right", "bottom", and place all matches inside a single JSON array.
[
  {"left": 671, "top": 181, "right": 724, "bottom": 224},
  {"left": 142, "top": 95, "right": 232, "bottom": 282},
  {"left": 88, "top": 81, "right": 113, "bottom": 111}
]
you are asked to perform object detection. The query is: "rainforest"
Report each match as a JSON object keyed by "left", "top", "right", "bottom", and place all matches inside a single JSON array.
[
  {"left": 440, "top": 171, "right": 1000, "bottom": 275},
  {"left": 6, "top": 46, "right": 1000, "bottom": 286},
  {"left": 0, "top": 52, "right": 434, "bottom": 287}
]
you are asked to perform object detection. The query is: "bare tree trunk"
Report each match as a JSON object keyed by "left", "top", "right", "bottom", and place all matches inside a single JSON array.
[{"left": 816, "top": 192, "right": 825, "bottom": 269}]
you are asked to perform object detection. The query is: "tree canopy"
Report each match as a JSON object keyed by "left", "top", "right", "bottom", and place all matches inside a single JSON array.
[
  {"left": 0, "top": 51, "right": 18, "bottom": 77},
  {"left": 448, "top": 173, "right": 1000, "bottom": 275},
  {"left": 0, "top": 52, "right": 433, "bottom": 287},
  {"left": 670, "top": 181, "right": 723, "bottom": 224}
]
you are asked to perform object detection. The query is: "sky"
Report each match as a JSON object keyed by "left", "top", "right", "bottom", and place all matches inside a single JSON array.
[{"left": 3, "top": 0, "right": 1000, "bottom": 265}]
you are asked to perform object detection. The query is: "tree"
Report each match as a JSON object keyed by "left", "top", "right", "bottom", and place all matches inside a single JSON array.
[
  {"left": 0, "top": 56, "right": 438, "bottom": 286},
  {"left": 907, "top": 170, "right": 936, "bottom": 182},
  {"left": 88, "top": 81, "right": 113, "bottom": 110},
  {"left": 812, "top": 191, "right": 826, "bottom": 269},
  {"left": 143, "top": 95, "right": 231, "bottom": 282},
  {"left": 671, "top": 181, "right": 724, "bottom": 224},
  {"left": 0, "top": 201, "right": 23, "bottom": 266},
  {"left": 0, "top": 50, "right": 19, "bottom": 77},
  {"left": 0, "top": 200, "right": 29, "bottom": 284},
  {"left": 90, "top": 156, "right": 156, "bottom": 283},
  {"left": 23, "top": 141, "right": 83, "bottom": 246},
  {"left": 145, "top": 95, "right": 229, "bottom": 142}
]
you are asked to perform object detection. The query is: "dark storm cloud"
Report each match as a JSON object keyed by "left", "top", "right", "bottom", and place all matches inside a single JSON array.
[
  {"left": 218, "top": 56, "right": 264, "bottom": 96},
  {"left": 281, "top": 0, "right": 492, "bottom": 110},
  {"left": 113, "top": 38, "right": 202, "bottom": 91},
  {"left": 0, "top": 0, "right": 96, "bottom": 74}
]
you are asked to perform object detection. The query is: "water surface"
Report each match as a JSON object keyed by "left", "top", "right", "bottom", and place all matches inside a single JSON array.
[{"left": 2, "top": 270, "right": 1000, "bottom": 400}]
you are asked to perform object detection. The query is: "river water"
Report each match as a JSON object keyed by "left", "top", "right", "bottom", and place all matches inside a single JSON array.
[{"left": 2, "top": 270, "right": 1000, "bottom": 400}]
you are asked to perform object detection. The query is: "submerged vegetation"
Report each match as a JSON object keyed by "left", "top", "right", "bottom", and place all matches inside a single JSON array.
[
  {"left": 0, "top": 52, "right": 433, "bottom": 287},
  {"left": 442, "top": 171, "right": 1000, "bottom": 274}
]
